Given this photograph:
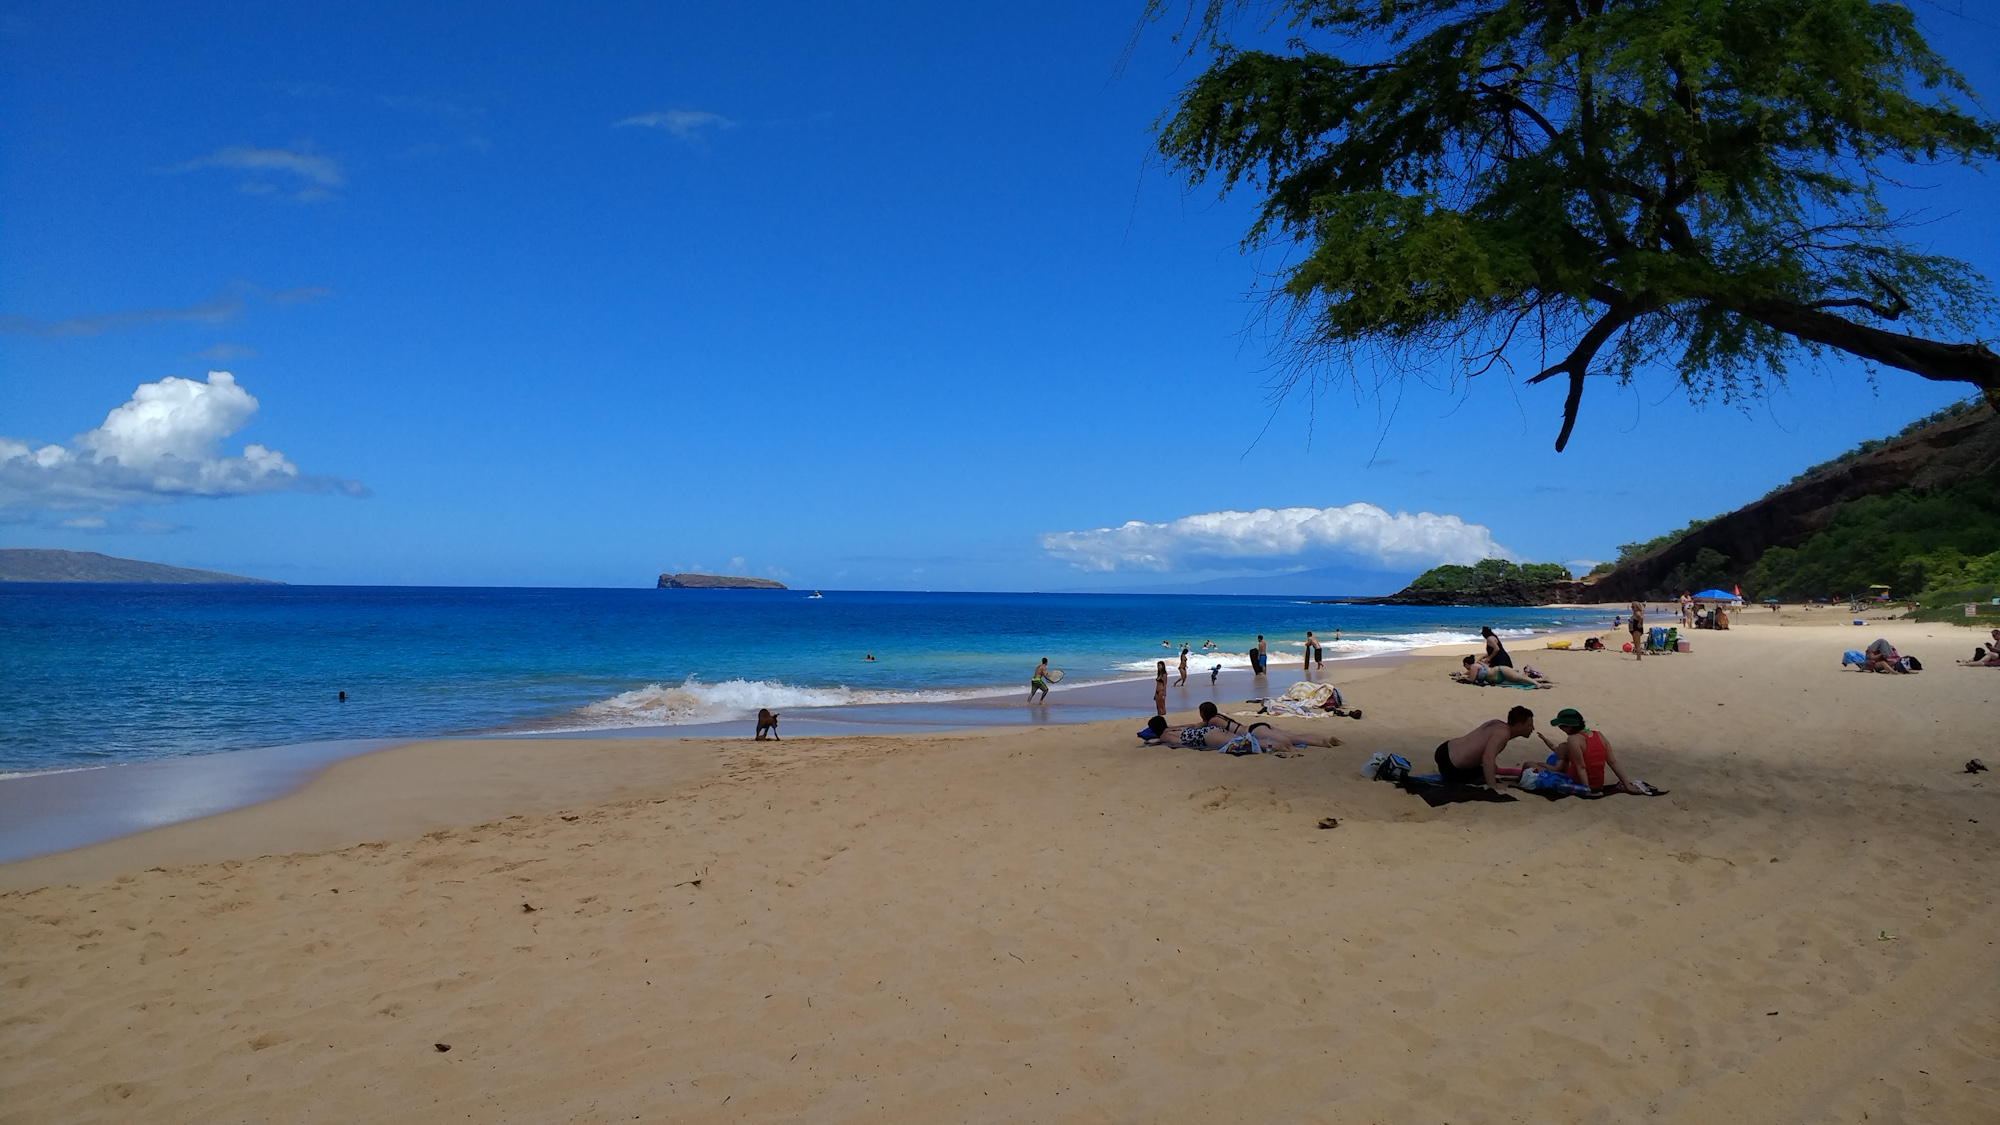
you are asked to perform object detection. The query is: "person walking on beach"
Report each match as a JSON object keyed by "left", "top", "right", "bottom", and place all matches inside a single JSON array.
[
  {"left": 1029, "top": 658, "right": 1052, "bottom": 703},
  {"left": 1628, "top": 601, "right": 1645, "bottom": 660},
  {"left": 1435, "top": 706, "right": 1537, "bottom": 788},
  {"left": 1177, "top": 644, "right": 1189, "bottom": 686},
  {"left": 1154, "top": 661, "right": 1169, "bottom": 715}
]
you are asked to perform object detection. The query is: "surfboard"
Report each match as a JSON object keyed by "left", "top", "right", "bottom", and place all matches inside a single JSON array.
[{"left": 1044, "top": 669, "right": 1064, "bottom": 683}]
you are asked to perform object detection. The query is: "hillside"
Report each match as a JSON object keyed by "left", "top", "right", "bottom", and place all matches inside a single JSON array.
[
  {"left": 1584, "top": 401, "right": 2000, "bottom": 602},
  {"left": 0, "top": 549, "right": 279, "bottom": 584}
]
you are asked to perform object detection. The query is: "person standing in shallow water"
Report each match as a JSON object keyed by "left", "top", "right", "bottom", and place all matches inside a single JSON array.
[
  {"left": 1154, "top": 661, "right": 1169, "bottom": 716},
  {"left": 1254, "top": 635, "right": 1268, "bottom": 675},
  {"left": 1176, "top": 644, "right": 1189, "bottom": 686}
]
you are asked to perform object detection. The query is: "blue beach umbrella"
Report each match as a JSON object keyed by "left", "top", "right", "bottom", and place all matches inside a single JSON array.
[{"left": 1693, "top": 588, "right": 1739, "bottom": 601}]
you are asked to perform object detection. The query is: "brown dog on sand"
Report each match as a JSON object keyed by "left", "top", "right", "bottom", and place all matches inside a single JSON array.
[{"left": 755, "top": 709, "right": 780, "bottom": 740}]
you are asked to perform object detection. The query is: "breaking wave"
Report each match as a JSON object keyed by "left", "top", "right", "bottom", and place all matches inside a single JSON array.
[{"left": 544, "top": 676, "right": 1026, "bottom": 731}]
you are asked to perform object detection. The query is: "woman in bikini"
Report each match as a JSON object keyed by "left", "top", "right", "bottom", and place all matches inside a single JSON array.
[
  {"left": 1154, "top": 661, "right": 1168, "bottom": 715},
  {"left": 1142, "top": 714, "right": 1340, "bottom": 750},
  {"left": 1455, "top": 655, "right": 1551, "bottom": 688},
  {"left": 1628, "top": 601, "right": 1645, "bottom": 661}
]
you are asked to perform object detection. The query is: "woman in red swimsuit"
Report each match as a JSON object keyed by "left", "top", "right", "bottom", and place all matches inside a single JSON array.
[{"left": 1535, "top": 707, "right": 1641, "bottom": 793}]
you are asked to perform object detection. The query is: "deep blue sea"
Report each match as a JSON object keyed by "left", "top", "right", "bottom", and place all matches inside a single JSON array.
[{"left": 0, "top": 585, "right": 1605, "bottom": 774}]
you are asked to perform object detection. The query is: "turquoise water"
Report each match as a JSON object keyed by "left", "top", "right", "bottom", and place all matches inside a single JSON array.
[{"left": 0, "top": 585, "right": 1603, "bottom": 773}]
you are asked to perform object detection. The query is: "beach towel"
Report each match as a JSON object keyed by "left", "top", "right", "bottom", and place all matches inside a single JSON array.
[
  {"left": 1396, "top": 776, "right": 1517, "bottom": 806},
  {"left": 1262, "top": 681, "right": 1340, "bottom": 717},
  {"left": 1219, "top": 731, "right": 1268, "bottom": 756},
  {"left": 1517, "top": 765, "right": 1597, "bottom": 798}
]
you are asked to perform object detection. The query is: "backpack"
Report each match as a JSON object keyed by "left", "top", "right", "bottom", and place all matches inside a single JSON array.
[
  {"left": 1901, "top": 655, "right": 1923, "bottom": 672},
  {"left": 1361, "top": 752, "right": 1411, "bottom": 783}
]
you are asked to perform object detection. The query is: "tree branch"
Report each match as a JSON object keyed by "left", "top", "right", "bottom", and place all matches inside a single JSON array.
[
  {"left": 1733, "top": 297, "right": 2000, "bottom": 391},
  {"left": 1526, "top": 303, "right": 1649, "bottom": 451}
]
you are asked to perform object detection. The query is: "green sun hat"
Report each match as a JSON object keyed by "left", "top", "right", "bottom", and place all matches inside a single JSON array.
[{"left": 1550, "top": 708, "right": 1586, "bottom": 730}]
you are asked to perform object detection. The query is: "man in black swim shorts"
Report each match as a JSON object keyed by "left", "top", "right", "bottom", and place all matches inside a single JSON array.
[{"left": 1435, "top": 705, "right": 1536, "bottom": 788}]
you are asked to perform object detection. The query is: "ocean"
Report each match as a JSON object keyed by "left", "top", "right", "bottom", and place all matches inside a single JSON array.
[{"left": 0, "top": 584, "right": 1605, "bottom": 775}]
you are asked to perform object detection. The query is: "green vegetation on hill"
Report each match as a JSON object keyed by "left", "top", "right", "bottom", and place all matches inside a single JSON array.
[
  {"left": 1742, "top": 478, "right": 2000, "bottom": 603},
  {"left": 1407, "top": 559, "right": 1572, "bottom": 594}
]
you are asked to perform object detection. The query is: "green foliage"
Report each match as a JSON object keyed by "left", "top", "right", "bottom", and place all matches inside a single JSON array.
[
  {"left": 1909, "top": 583, "right": 2000, "bottom": 623},
  {"left": 1154, "top": 1, "right": 2000, "bottom": 449},
  {"left": 1617, "top": 517, "right": 1713, "bottom": 563},
  {"left": 1740, "top": 477, "right": 2000, "bottom": 598},
  {"left": 1589, "top": 561, "right": 1617, "bottom": 576},
  {"left": 1661, "top": 546, "right": 1734, "bottom": 595},
  {"left": 1408, "top": 558, "right": 1571, "bottom": 592}
]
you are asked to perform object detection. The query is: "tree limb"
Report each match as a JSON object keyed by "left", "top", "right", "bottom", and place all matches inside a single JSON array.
[
  {"left": 1733, "top": 297, "right": 2000, "bottom": 391},
  {"left": 1525, "top": 303, "right": 1648, "bottom": 451}
]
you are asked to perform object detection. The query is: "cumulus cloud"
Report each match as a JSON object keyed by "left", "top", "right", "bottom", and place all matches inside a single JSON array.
[
  {"left": 1040, "top": 504, "right": 1508, "bottom": 572},
  {"left": 0, "top": 371, "right": 363, "bottom": 508},
  {"left": 177, "top": 146, "right": 344, "bottom": 200},
  {"left": 617, "top": 109, "right": 733, "bottom": 139}
]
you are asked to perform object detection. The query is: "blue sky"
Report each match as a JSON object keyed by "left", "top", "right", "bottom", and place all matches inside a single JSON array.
[{"left": 3, "top": 2, "right": 1997, "bottom": 591}]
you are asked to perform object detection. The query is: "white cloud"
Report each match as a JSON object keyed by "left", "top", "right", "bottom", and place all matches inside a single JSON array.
[
  {"left": 0, "top": 371, "right": 363, "bottom": 508},
  {"left": 1040, "top": 504, "right": 1508, "bottom": 572},
  {"left": 177, "top": 146, "right": 343, "bottom": 200},
  {"left": 617, "top": 109, "right": 733, "bottom": 139}
]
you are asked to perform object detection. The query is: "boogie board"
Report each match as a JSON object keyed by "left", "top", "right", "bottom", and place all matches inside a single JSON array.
[{"left": 1043, "top": 669, "right": 1064, "bottom": 683}]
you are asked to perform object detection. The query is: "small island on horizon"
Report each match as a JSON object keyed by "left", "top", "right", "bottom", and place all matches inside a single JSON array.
[{"left": 655, "top": 572, "right": 788, "bottom": 590}]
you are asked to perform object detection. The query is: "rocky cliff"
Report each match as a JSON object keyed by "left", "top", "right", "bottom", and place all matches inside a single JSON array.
[
  {"left": 1582, "top": 404, "right": 2000, "bottom": 602},
  {"left": 656, "top": 573, "right": 788, "bottom": 590}
]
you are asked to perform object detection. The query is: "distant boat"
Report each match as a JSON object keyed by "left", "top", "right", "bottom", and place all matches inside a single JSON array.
[{"left": 807, "top": 590, "right": 824, "bottom": 599}]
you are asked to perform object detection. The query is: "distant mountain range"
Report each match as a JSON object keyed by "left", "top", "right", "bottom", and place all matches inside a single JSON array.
[{"left": 0, "top": 549, "right": 278, "bottom": 584}]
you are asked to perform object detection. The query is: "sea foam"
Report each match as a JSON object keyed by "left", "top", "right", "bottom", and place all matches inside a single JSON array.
[{"left": 550, "top": 676, "right": 1027, "bottom": 730}]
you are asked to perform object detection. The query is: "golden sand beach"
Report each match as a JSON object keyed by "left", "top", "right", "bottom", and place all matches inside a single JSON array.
[{"left": 3, "top": 618, "right": 1996, "bottom": 1123}]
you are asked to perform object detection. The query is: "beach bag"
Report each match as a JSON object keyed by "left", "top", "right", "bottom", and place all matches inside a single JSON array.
[
  {"left": 1900, "top": 655, "right": 1922, "bottom": 672},
  {"left": 1361, "top": 752, "right": 1411, "bottom": 782}
]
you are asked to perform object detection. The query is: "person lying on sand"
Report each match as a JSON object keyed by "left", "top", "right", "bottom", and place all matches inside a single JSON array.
[
  {"left": 1862, "top": 637, "right": 1907, "bottom": 673},
  {"left": 1435, "top": 706, "right": 1537, "bottom": 788},
  {"left": 1532, "top": 707, "right": 1643, "bottom": 794},
  {"left": 1142, "top": 715, "right": 1341, "bottom": 750},
  {"left": 1453, "top": 655, "right": 1552, "bottom": 688}
]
